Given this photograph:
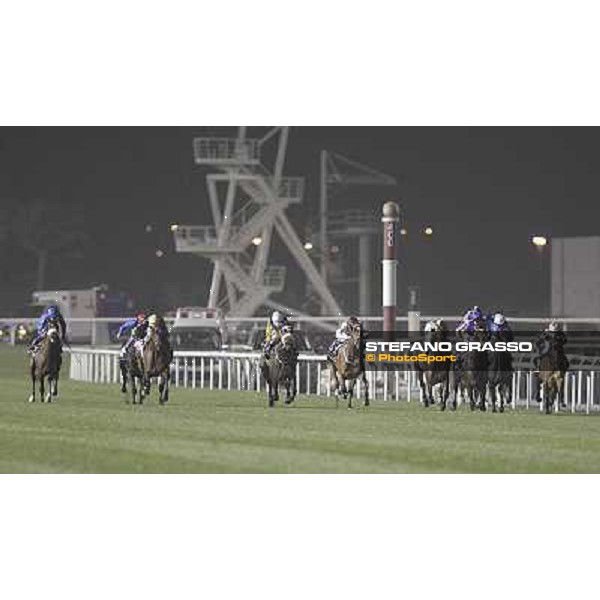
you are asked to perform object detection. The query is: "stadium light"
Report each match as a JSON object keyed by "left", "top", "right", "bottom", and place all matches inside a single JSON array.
[
  {"left": 155, "top": 249, "right": 165, "bottom": 258},
  {"left": 252, "top": 236, "right": 262, "bottom": 246},
  {"left": 304, "top": 241, "right": 314, "bottom": 251},
  {"left": 423, "top": 226, "right": 434, "bottom": 236},
  {"left": 170, "top": 224, "right": 179, "bottom": 232},
  {"left": 400, "top": 228, "right": 408, "bottom": 236},
  {"left": 532, "top": 236, "right": 548, "bottom": 247}
]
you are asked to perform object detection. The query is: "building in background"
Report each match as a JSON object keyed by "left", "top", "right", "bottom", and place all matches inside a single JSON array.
[{"left": 552, "top": 236, "right": 600, "bottom": 318}]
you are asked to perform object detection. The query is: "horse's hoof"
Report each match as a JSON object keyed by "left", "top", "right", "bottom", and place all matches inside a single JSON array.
[
  {"left": 499, "top": 406, "right": 504, "bottom": 413},
  {"left": 28, "top": 395, "right": 35, "bottom": 403},
  {"left": 440, "top": 405, "right": 446, "bottom": 412}
]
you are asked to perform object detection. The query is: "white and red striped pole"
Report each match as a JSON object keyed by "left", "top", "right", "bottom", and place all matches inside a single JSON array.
[{"left": 382, "top": 201, "right": 400, "bottom": 339}]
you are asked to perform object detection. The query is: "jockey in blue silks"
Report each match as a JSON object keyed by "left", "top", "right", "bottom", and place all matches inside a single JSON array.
[
  {"left": 29, "top": 305, "right": 67, "bottom": 352},
  {"left": 117, "top": 312, "right": 148, "bottom": 357},
  {"left": 456, "top": 306, "right": 485, "bottom": 334}
]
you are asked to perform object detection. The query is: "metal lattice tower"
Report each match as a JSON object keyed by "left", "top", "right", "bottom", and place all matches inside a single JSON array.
[
  {"left": 173, "top": 127, "right": 342, "bottom": 318},
  {"left": 318, "top": 150, "right": 397, "bottom": 315}
]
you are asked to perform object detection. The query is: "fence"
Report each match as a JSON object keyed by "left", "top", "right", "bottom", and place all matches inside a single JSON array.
[{"left": 68, "top": 347, "right": 600, "bottom": 414}]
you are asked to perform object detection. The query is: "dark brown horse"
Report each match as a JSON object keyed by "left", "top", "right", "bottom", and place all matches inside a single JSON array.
[
  {"left": 454, "top": 325, "right": 489, "bottom": 411},
  {"left": 121, "top": 341, "right": 146, "bottom": 404},
  {"left": 29, "top": 324, "right": 62, "bottom": 403},
  {"left": 539, "top": 340, "right": 567, "bottom": 414},
  {"left": 141, "top": 321, "right": 173, "bottom": 405},
  {"left": 419, "top": 319, "right": 453, "bottom": 410},
  {"left": 261, "top": 328, "right": 298, "bottom": 408},
  {"left": 328, "top": 323, "right": 369, "bottom": 409}
]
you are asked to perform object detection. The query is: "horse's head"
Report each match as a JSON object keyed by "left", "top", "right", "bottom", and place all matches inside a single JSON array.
[
  {"left": 46, "top": 325, "right": 59, "bottom": 343},
  {"left": 425, "top": 319, "right": 446, "bottom": 342},
  {"left": 349, "top": 322, "right": 362, "bottom": 342},
  {"left": 425, "top": 320, "right": 440, "bottom": 334},
  {"left": 281, "top": 330, "right": 294, "bottom": 347}
]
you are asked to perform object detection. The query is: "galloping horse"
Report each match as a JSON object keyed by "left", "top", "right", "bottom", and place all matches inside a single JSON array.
[
  {"left": 328, "top": 321, "right": 369, "bottom": 409},
  {"left": 261, "top": 327, "right": 298, "bottom": 408},
  {"left": 487, "top": 334, "right": 513, "bottom": 413},
  {"left": 538, "top": 339, "right": 567, "bottom": 414},
  {"left": 142, "top": 320, "right": 173, "bottom": 405},
  {"left": 29, "top": 323, "right": 62, "bottom": 403},
  {"left": 454, "top": 325, "right": 489, "bottom": 411},
  {"left": 418, "top": 319, "right": 453, "bottom": 410},
  {"left": 121, "top": 342, "right": 146, "bottom": 404}
]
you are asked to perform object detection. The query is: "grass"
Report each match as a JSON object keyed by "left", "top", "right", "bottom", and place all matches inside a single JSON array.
[{"left": 1, "top": 344, "right": 600, "bottom": 473}]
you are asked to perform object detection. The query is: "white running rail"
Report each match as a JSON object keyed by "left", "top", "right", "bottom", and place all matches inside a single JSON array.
[{"left": 68, "top": 347, "right": 600, "bottom": 414}]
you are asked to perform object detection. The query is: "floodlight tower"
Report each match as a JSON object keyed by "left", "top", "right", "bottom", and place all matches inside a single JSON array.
[
  {"left": 319, "top": 151, "right": 397, "bottom": 315},
  {"left": 173, "top": 127, "right": 342, "bottom": 319}
]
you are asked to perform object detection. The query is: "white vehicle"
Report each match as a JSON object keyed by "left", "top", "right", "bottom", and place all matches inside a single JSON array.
[{"left": 171, "top": 307, "right": 228, "bottom": 351}]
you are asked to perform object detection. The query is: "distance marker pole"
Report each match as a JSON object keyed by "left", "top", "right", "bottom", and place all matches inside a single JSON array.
[{"left": 382, "top": 201, "right": 400, "bottom": 341}]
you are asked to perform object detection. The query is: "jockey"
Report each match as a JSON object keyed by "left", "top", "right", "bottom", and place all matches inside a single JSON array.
[
  {"left": 29, "top": 305, "right": 67, "bottom": 352},
  {"left": 117, "top": 312, "right": 147, "bottom": 357},
  {"left": 456, "top": 305, "right": 485, "bottom": 335},
  {"left": 487, "top": 312, "right": 513, "bottom": 341},
  {"left": 534, "top": 320, "right": 568, "bottom": 368},
  {"left": 327, "top": 316, "right": 361, "bottom": 359},
  {"left": 263, "top": 311, "right": 289, "bottom": 358}
]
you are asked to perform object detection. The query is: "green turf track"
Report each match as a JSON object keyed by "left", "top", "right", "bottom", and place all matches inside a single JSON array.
[{"left": 2, "top": 345, "right": 600, "bottom": 473}]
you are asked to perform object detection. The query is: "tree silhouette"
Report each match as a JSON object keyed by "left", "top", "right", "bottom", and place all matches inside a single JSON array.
[{"left": 12, "top": 199, "right": 87, "bottom": 290}]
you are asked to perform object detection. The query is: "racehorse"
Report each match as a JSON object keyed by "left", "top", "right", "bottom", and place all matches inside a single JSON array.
[
  {"left": 261, "top": 327, "right": 298, "bottom": 408},
  {"left": 29, "top": 323, "right": 62, "bottom": 403},
  {"left": 454, "top": 326, "right": 489, "bottom": 411},
  {"left": 120, "top": 342, "right": 146, "bottom": 404},
  {"left": 141, "top": 321, "right": 173, "bottom": 405},
  {"left": 538, "top": 339, "right": 567, "bottom": 414},
  {"left": 486, "top": 342, "right": 513, "bottom": 413},
  {"left": 328, "top": 321, "right": 369, "bottom": 409},
  {"left": 418, "top": 319, "right": 453, "bottom": 410}
]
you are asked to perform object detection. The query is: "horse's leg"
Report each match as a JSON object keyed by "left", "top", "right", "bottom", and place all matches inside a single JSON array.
[
  {"left": 120, "top": 361, "right": 128, "bottom": 394},
  {"left": 490, "top": 383, "right": 497, "bottom": 413},
  {"left": 158, "top": 374, "right": 166, "bottom": 404},
  {"left": 499, "top": 382, "right": 506, "bottom": 413},
  {"left": 131, "top": 373, "right": 137, "bottom": 405},
  {"left": 40, "top": 374, "right": 46, "bottom": 403},
  {"left": 423, "top": 380, "right": 431, "bottom": 408},
  {"left": 268, "top": 381, "right": 275, "bottom": 408},
  {"left": 347, "top": 380, "right": 355, "bottom": 410},
  {"left": 361, "top": 371, "right": 369, "bottom": 407},
  {"left": 29, "top": 365, "right": 36, "bottom": 403},
  {"left": 468, "top": 384, "right": 476, "bottom": 411},
  {"left": 542, "top": 382, "right": 550, "bottom": 414},
  {"left": 53, "top": 369, "right": 59, "bottom": 397},
  {"left": 558, "top": 375, "right": 566, "bottom": 409},
  {"left": 161, "top": 371, "right": 170, "bottom": 404},
  {"left": 46, "top": 375, "right": 53, "bottom": 403},
  {"left": 478, "top": 375, "right": 487, "bottom": 411}
]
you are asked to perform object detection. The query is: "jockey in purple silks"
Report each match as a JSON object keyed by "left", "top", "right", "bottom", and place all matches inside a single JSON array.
[{"left": 456, "top": 306, "right": 485, "bottom": 335}]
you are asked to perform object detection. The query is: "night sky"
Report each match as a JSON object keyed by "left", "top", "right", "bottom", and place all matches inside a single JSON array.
[{"left": 1, "top": 127, "right": 599, "bottom": 316}]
